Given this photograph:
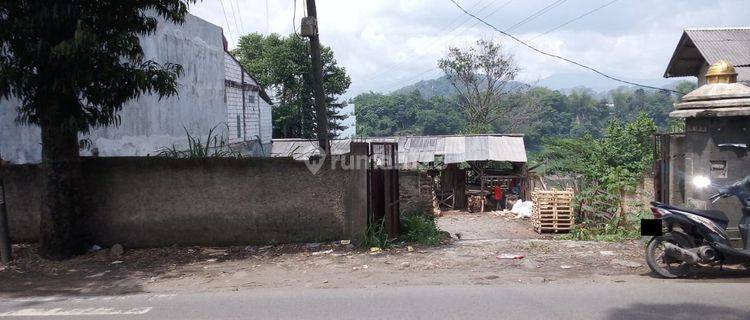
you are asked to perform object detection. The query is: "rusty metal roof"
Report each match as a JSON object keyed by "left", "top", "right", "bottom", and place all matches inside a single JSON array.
[
  {"left": 665, "top": 28, "right": 750, "bottom": 79},
  {"left": 271, "top": 134, "right": 527, "bottom": 167}
]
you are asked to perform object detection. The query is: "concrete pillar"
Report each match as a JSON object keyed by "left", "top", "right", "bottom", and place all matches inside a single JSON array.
[{"left": 344, "top": 142, "right": 369, "bottom": 242}]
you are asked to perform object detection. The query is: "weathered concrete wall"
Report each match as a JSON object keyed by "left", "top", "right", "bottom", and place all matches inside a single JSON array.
[
  {"left": 668, "top": 134, "right": 686, "bottom": 205},
  {"left": 2, "top": 156, "right": 368, "bottom": 247},
  {"left": 683, "top": 116, "right": 750, "bottom": 226},
  {"left": 0, "top": 13, "right": 228, "bottom": 164},
  {"left": 399, "top": 171, "right": 433, "bottom": 215}
]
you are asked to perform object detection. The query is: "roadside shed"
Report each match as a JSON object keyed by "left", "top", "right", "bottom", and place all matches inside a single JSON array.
[
  {"left": 270, "top": 134, "right": 528, "bottom": 212},
  {"left": 395, "top": 135, "right": 527, "bottom": 211}
]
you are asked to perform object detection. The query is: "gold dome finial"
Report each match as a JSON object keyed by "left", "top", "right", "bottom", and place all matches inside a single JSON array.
[{"left": 705, "top": 59, "right": 737, "bottom": 84}]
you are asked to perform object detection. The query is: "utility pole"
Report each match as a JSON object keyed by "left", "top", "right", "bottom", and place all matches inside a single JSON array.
[
  {"left": 303, "top": 0, "right": 329, "bottom": 153},
  {"left": 0, "top": 153, "right": 11, "bottom": 264}
]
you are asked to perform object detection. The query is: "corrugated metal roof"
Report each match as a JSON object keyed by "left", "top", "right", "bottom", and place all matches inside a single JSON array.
[
  {"left": 685, "top": 28, "right": 750, "bottom": 66},
  {"left": 401, "top": 135, "right": 527, "bottom": 165},
  {"left": 270, "top": 139, "right": 352, "bottom": 160},
  {"left": 665, "top": 28, "right": 750, "bottom": 78},
  {"left": 270, "top": 135, "right": 527, "bottom": 167}
]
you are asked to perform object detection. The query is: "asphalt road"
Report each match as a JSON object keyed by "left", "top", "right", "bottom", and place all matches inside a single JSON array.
[{"left": 1, "top": 282, "right": 749, "bottom": 319}]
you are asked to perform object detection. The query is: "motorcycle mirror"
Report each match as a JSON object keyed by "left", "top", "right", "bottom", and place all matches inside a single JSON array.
[{"left": 693, "top": 176, "right": 712, "bottom": 189}]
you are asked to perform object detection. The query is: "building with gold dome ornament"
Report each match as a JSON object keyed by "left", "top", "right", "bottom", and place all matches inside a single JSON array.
[
  {"left": 656, "top": 56, "right": 750, "bottom": 246},
  {"left": 664, "top": 28, "right": 750, "bottom": 85}
]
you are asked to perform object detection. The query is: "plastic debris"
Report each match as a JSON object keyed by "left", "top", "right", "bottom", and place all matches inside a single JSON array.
[
  {"left": 560, "top": 265, "right": 573, "bottom": 269},
  {"left": 369, "top": 247, "right": 382, "bottom": 254},
  {"left": 311, "top": 249, "right": 333, "bottom": 256},
  {"left": 497, "top": 253, "right": 524, "bottom": 260},
  {"left": 340, "top": 240, "right": 351, "bottom": 245},
  {"left": 88, "top": 244, "right": 103, "bottom": 253},
  {"left": 511, "top": 200, "right": 533, "bottom": 218},
  {"left": 111, "top": 260, "right": 124, "bottom": 265},
  {"left": 407, "top": 246, "right": 414, "bottom": 252}
]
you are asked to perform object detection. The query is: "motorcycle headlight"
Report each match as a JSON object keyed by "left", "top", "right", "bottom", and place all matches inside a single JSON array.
[{"left": 692, "top": 175, "right": 711, "bottom": 189}]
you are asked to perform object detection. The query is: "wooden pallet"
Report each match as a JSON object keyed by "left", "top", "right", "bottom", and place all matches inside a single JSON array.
[{"left": 531, "top": 188, "right": 574, "bottom": 233}]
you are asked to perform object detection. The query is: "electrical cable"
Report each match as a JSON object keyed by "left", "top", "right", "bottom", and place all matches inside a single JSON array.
[
  {"left": 448, "top": 0, "right": 681, "bottom": 94},
  {"left": 218, "top": 0, "right": 235, "bottom": 46}
]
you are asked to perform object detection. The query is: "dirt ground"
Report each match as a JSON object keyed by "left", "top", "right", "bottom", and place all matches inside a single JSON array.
[
  {"left": 2, "top": 212, "right": 749, "bottom": 298},
  {"left": 437, "top": 210, "right": 556, "bottom": 240}
]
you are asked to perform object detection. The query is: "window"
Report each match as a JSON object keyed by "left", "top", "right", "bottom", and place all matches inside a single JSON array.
[{"left": 248, "top": 94, "right": 255, "bottom": 104}]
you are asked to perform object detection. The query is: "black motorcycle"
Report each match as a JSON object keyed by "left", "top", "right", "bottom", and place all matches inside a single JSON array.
[{"left": 643, "top": 176, "right": 750, "bottom": 278}]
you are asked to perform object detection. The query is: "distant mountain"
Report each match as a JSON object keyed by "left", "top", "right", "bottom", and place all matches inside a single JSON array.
[
  {"left": 391, "top": 75, "right": 526, "bottom": 99},
  {"left": 534, "top": 73, "right": 680, "bottom": 93}
]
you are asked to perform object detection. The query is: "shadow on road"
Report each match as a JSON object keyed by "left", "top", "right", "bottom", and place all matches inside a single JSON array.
[
  {"left": 0, "top": 242, "right": 351, "bottom": 298},
  {"left": 640, "top": 266, "right": 750, "bottom": 282},
  {"left": 608, "top": 303, "right": 750, "bottom": 320}
]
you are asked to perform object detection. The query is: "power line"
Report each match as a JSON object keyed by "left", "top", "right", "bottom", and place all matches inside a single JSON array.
[
  {"left": 226, "top": 0, "right": 242, "bottom": 39},
  {"left": 448, "top": 0, "right": 681, "bottom": 94},
  {"left": 218, "top": 0, "right": 235, "bottom": 46},
  {"left": 510, "top": 0, "right": 619, "bottom": 50},
  {"left": 379, "top": 0, "right": 572, "bottom": 92},
  {"left": 365, "top": 0, "right": 502, "bottom": 83},
  {"left": 234, "top": 0, "right": 246, "bottom": 35},
  {"left": 505, "top": 0, "right": 567, "bottom": 33}
]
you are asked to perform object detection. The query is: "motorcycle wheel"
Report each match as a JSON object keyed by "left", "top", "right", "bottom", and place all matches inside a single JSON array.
[{"left": 645, "top": 232, "right": 692, "bottom": 278}]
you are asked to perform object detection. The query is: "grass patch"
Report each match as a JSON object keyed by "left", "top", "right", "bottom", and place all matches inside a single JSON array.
[
  {"left": 560, "top": 210, "right": 647, "bottom": 242},
  {"left": 361, "top": 218, "right": 391, "bottom": 249},
  {"left": 400, "top": 215, "right": 447, "bottom": 246}
]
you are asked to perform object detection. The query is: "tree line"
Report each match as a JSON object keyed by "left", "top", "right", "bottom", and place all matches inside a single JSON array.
[{"left": 354, "top": 82, "right": 696, "bottom": 151}]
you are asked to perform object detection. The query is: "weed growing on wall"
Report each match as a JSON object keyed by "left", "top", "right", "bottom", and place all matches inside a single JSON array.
[{"left": 157, "top": 125, "right": 241, "bottom": 158}]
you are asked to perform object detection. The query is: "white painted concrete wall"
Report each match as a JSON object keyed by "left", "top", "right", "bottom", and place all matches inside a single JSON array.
[
  {"left": 0, "top": 13, "right": 272, "bottom": 163},
  {"left": 224, "top": 52, "right": 272, "bottom": 145}
]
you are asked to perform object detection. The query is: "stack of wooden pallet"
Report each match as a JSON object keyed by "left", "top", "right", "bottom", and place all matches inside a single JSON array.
[{"left": 531, "top": 188, "right": 574, "bottom": 233}]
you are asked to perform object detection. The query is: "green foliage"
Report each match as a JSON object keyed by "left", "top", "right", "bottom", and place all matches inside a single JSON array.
[
  {"left": 561, "top": 209, "right": 649, "bottom": 241},
  {"left": 0, "top": 0, "right": 193, "bottom": 133},
  {"left": 157, "top": 125, "right": 240, "bottom": 158},
  {"left": 355, "top": 80, "right": 691, "bottom": 152},
  {"left": 400, "top": 215, "right": 446, "bottom": 246},
  {"left": 539, "top": 113, "right": 657, "bottom": 240},
  {"left": 361, "top": 218, "right": 391, "bottom": 249},
  {"left": 353, "top": 90, "right": 465, "bottom": 136},
  {"left": 232, "top": 33, "right": 351, "bottom": 138}
]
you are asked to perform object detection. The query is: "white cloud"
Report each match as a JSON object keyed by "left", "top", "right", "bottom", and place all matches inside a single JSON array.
[{"left": 189, "top": 0, "right": 750, "bottom": 97}]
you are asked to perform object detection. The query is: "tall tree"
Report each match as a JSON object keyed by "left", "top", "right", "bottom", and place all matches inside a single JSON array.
[
  {"left": 233, "top": 33, "right": 351, "bottom": 139},
  {"left": 438, "top": 39, "right": 518, "bottom": 133},
  {"left": 0, "top": 0, "right": 193, "bottom": 259}
]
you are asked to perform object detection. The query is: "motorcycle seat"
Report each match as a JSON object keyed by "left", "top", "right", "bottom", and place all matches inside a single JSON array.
[{"left": 651, "top": 201, "right": 730, "bottom": 225}]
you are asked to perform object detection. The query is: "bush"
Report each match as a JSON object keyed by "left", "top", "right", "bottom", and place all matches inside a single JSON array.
[{"left": 400, "top": 215, "right": 446, "bottom": 246}]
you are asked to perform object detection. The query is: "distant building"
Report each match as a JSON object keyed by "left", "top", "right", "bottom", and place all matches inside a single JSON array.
[
  {"left": 0, "top": 13, "right": 272, "bottom": 164},
  {"left": 664, "top": 27, "right": 750, "bottom": 85}
]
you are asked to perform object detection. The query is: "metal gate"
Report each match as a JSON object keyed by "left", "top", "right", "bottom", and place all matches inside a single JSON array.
[{"left": 368, "top": 142, "right": 400, "bottom": 237}]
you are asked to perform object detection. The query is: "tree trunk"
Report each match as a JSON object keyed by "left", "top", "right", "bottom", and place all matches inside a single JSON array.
[{"left": 39, "top": 120, "right": 84, "bottom": 260}]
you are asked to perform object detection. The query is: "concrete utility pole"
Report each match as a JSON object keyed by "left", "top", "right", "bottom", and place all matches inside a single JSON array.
[
  {"left": 0, "top": 154, "right": 11, "bottom": 264},
  {"left": 304, "top": 0, "right": 329, "bottom": 152}
]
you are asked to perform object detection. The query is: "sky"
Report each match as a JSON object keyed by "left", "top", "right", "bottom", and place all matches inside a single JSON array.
[{"left": 190, "top": 0, "right": 750, "bottom": 98}]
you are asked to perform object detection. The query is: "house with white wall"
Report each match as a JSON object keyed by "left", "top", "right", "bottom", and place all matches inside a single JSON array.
[{"left": 0, "top": 13, "right": 272, "bottom": 164}]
